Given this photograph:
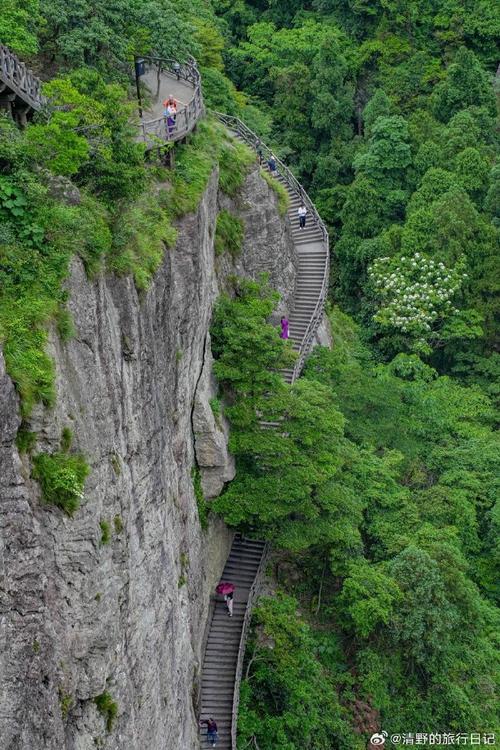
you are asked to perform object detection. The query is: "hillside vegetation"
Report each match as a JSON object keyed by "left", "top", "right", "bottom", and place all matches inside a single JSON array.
[{"left": 2, "top": 0, "right": 499, "bottom": 746}]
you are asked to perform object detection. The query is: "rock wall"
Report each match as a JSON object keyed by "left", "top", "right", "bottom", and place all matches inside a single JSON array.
[{"left": 0, "top": 162, "right": 296, "bottom": 750}]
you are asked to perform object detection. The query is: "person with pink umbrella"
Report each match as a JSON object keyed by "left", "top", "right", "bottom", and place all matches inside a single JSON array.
[{"left": 216, "top": 581, "right": 235, "bottom": 617}]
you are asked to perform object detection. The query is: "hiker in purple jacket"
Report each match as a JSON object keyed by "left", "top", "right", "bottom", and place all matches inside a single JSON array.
[
  {"left": 280, "top": 317, "right": 289, "bottom": 339},
  {"left": 200, "top": 717, "right": 218, "bottom": 746}
]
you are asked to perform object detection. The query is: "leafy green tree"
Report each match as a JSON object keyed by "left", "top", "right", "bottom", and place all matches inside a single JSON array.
[
  {"left": 0, "top": 0, "right": 40, "bottom": 56},
  {"left": 238, "top": 594, "right": 363, "bottom": 750},
  {"left": 431, "top": 47, "right": 497, "bottom": 122},
  {"left": 354, "top": 115, "right": 411, "bottom": 186},
  {"left": 340, "top": 560, "right": 402, "bottom": 638}
]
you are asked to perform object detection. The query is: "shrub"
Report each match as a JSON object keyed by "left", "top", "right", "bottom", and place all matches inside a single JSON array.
[
  {"left": 209, "top": 397, "right": 222, "bottom": 427},
  {"left": 165, "top": 119, "right": 253, "bottom": 218},
  {"left": 218, "top": 137, "right": 254, "bottom": 196},
  {"left": 59, "top": 691, "right": 73, "bottom": 720},
  {"left": 191, "top": 466, "right": 208, "bottom": 530},
  {"left": 55, "top": 302, "right": 75, "bottom": 342},
  {"left": 60, "top": 427, "right": 73, "bottom": 452},
  {"left": 260, "top": 169, "right": 290, "bottom": 216},
  {"left": 113, "top": 515, "right": 123, "bottom": 533},
  {"left": 16, "top": 427, "right": 37, "bottom": 453},
  {"left": 32, "top": 452, "right": 90, "bottom": 516},
  {"left": 100, "top": 520, "right": 111, "bottom": 545},
  {"left": 94, "top": 692, "right": 118, "bottom": 732},
  {"left": 214, "top": 210, "right": 245, "bottom": 258},
  {"left": 107, "top": 191, "right": 177, "bottom": 291},
  {"left": 165, "top": 121, "right": 220, "bottom": 218},
  {"left": 238, "top": 594, "right": 362, "bottom": 749}
]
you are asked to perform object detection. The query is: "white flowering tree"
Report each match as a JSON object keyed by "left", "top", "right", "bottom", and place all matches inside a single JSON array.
[{"left": 368, "top": 252, "right": 477, "bottom": 353}]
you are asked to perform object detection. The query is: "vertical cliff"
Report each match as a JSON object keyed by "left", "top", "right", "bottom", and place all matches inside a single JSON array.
[{"left": 0, "top": 163, "right": 296, "bottom": 750}]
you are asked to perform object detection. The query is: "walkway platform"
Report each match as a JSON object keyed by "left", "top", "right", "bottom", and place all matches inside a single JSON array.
[{"left": 137, "top": 58, "right": 204, "bottom": 149}]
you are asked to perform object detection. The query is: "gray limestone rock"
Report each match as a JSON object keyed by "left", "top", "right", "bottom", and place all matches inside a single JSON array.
[{"left": 192, "top": 335, "right": 235, "bottom": 499}]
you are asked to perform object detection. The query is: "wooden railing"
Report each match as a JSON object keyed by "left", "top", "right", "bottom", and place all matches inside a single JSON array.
[
  {"left": 211, "top": 111, "right": 330, "bottom": 382},
  {"left": 138, "top": 56, "right": 204, "bottom": 147},
  {"left": 230, "top": 543, "right": 269, "bottom": 750},
  {"left": 0, "top": 44, "right": 45, "bottom": 111}
]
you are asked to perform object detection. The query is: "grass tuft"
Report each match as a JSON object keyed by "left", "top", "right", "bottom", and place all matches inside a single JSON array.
[
  {"left": 100, "top": 519, "right": 111, "bottom": 545},
  {"left": 214, "top": 210, "right": 245, "bottom": 258},
  {"left": 32, "top": 451, "right": 90, "bottom": 516},
  {"left": 191, "top": 466, "right": 208, "bottom": 530},
  {"left": 16, "top": 426, "right": 37, "bottom": 453},
  {"left": 60, "top": 427, "right": 73, "bottom": 452},
  {"left": 260, "top": 169, "right": 290, "bottom": 216},
  {"left": 94, "top": 692, "right": 118, "bottom": 732}
]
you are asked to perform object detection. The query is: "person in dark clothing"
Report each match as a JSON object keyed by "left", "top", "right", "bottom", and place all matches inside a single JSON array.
[
  {"left": 256, "top": 138, "right": 263, "bottom": 165},
  {"left": 267, "top": 156, "right": 278, "bottom": 176},
  {"left": 201, "top": 718, "right": 218, "bottom": 746}
]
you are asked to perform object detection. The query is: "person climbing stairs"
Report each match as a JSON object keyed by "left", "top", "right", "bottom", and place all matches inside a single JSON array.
[{"left": 199, "top": 535, "right": 267, "bottom": 749}]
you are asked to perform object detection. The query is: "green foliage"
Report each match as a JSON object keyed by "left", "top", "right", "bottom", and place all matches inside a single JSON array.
[
  {"left": 340, "top": 560, "right": 402, "bottom": 638},
  {"left": 218, "top": 137, "right": 254, "bottom": 196},
  {"left": 0, "top": 0, "right": 40, "bottom": 56},
  {"left": 32, "top": 452, "right": 90, "bottom": 516},
  {"left": 113, "top": 515, "right": 123, "bottom": 534},
  {"left": 59, "top": 690, "right": 73, "bottom": 720},
  {"left": 94, "top": 692, "right": 118, "bottom": 732},
  {"left": 218, "top": 292, "right": 499, "bottom": 737},
  {"left": 238, "top": 594, "right": 363, "bottom": 750},
  {"left": 214, "top": 209, "right": 244, "bottom": 258},
  {"left": 209, "top": 396, "right": 222, "bottom": 427},
  {"left": 99, "top": 520, "right": 111, "bottom": 545},
  {"left": 165, "top": 121, "right": 219, "bottom": 217},
  {"left": 60, "top": 427, "right": 73, "bottom": 452},
  {"left": 16, "top": 427, "right": 37, "bottom": 454},
  {"left": 108, "top": 190, "right": 177, "bottom": 290},
  {"left": 37, "top": 0, "right": 194, "bottom": 73},
  {"left": 260, "top": 169, "right": 290, "bottom": 216}
]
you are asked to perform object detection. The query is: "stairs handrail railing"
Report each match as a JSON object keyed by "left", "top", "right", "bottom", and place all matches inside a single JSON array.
[
  {"left": 230, "top": 542, "right": 270, "bottom": 750},
  {"left": 211, "top": 111, "right": 329, "bottom": 382},
  {"left": 138, "top": 55, "right": 204, "bottom": 144},
  {"left": 0, "top": 44, "right": 45, "bottom": 111}
]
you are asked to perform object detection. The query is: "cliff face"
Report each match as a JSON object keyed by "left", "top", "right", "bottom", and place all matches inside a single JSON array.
[{"left": 0, "top": 164, "right": 296, "bottom": 750}]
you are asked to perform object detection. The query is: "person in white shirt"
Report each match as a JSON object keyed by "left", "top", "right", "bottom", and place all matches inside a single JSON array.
[{"left": 298, "top": 204, "right": 307, "bottom": 228}]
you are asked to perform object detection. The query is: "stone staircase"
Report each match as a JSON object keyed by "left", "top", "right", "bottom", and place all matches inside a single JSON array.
[
  {"left": 199, "top": 535, "right": 267, "bottom": 749},
  {"left": 224, "top": 121, "right": 329, "bottom": 387}
]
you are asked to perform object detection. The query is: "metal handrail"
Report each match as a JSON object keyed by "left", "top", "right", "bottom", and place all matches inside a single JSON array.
[
  {"left": 0, "top": 43, "right": 45, "bottom": 111},
  {"left": 138, "top": 55, "right": 204, "bottom": 147},
  {"left": 230, "top": 543, "right": 270, "bottom": 750},
  {"left": 211, "top": 111, "right": 329, "bottom": 382}
]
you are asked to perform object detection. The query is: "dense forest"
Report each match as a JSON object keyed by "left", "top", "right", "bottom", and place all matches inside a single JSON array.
[{"left": 1, "top": 0, "right": 499, "bottom": 748}]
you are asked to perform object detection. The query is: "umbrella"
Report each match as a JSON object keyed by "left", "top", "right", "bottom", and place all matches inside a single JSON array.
[{"left": 216, "top": 582, "right": 235, "bottom": 596}]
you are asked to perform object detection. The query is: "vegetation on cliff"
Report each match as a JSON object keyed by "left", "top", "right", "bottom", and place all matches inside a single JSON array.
[{"left": 2, "top": 0, "right": 499, "bottom": 744}]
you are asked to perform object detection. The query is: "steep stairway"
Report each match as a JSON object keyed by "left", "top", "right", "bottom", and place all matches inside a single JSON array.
[
  {"left": 199, "top": 535, "right": 267, "bottom": 749},
  {"left": 222, "top": 119, "right": 329, "bottom": 385}
]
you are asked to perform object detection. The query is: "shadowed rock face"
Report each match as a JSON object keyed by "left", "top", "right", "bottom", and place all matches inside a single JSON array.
[{"left": 0, "top": 163, "right": 296, "bottom": 750}]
